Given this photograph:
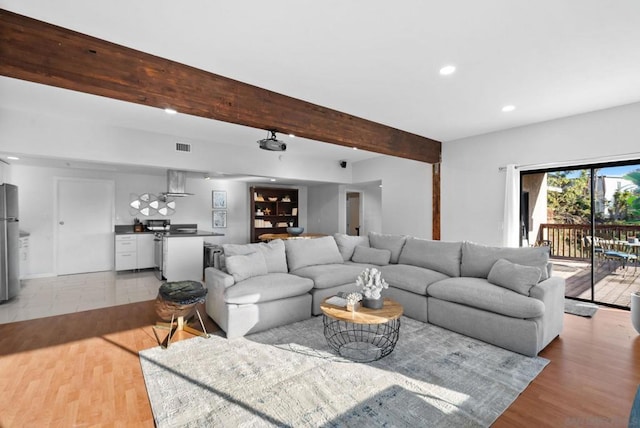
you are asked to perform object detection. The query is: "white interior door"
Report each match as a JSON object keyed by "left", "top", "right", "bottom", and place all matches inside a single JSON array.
[{"left": 57, "top": 178, "right": 114, "bottom": 275}]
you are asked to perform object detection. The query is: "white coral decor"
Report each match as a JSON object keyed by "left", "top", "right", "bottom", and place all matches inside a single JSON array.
[{"left": 356, "top": 268, "right": 389, "bottom": 299}]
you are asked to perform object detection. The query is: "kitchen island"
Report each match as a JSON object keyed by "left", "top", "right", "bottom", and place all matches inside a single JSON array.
[
  {"left": 161, "top": 226, "right": 224, "bottom": 282},
  {"left": 115, "top": 224, "right": 223, "bottom": 281}
]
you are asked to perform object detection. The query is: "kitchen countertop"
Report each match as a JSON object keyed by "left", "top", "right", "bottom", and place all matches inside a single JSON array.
[
  {"left": 114, "top": 225, "right": 223, "bottom": 237},
  {"left": 163, "top": 231, "right": 225, "bottom": 238}
]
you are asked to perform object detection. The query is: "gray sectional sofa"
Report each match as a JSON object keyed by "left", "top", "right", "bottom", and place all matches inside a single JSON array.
[{"left": 204, "top": 232, "right": 565, "bottom": 356}]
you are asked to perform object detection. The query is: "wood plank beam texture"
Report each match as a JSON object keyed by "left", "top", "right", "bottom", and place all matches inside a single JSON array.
[
  {"left": 0, "top": 9, "right": 441, "bottom": 163},
  {"left": 432, "top": 163, "right": 441, "bottom": 240}
]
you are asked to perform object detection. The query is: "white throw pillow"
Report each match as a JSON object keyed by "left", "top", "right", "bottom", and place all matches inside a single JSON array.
[
  {"left": 351, "top": 245, "right": 391, "bottom": 266},
  {"left": 487, "top": 258, "right": 542, "bottom": 296},
  {"left": 225, "top": 251, "right": 268, "bottom": 283}
]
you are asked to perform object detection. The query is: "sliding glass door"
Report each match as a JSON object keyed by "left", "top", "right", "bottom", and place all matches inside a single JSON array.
[{"left": 522, "top": 161, "right": 640, "bottom": 309}]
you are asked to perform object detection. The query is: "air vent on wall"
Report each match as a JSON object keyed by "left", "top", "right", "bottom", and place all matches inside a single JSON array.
[{"left": 175, "top": 142, "right": 191, "bottom": 153}]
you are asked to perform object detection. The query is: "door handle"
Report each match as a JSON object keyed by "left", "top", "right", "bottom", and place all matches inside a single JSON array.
[{"left": 59, "top": 221, "right": 65, "bottom": 225}]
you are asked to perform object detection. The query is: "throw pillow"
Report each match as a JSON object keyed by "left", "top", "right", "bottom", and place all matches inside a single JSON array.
[
  {"left": 351, "top": 245, "right": 391, "bottom": 265},
  {"left": 369, "top": 232, "right": 407, "bottom": 264},
  {"left": 224, "top": 251, "right": 269, "bottom": 283},
  {"left": 333, "top": 233, "right": 370, "bottom": 261},
  {"left": 223, "top": 239, "right": 287, "bottom": 273},
  {"left": 487, "top": 258, "right": 542, "bottom": 296}
]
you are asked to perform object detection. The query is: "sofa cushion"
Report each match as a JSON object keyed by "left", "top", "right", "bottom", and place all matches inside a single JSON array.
[
  {"left": 488, "top": 258, "right": 542, "bottom": 296},
  {"left": 398, "top": 237, "right": 462, "bottom": 277},
  {"left": 460, "top": 241, "right": 550, "bottom": 280},
  {"left": 351, "top": 245, "right": 391, "bottom": 266},
  {"left": 223, "top": 239, "right": 288, "bottom": 273},
  {"left": 369, "top": 232, "right": 407, "bottom": 264},
  {"left": 224, "top": 273, "right": 314, "bottom": 305},
  {"left": 428, "top": 277, "right": 545, "bottom": 318},
  {"left": 333, "top": 233, "right": 370, "bottom": 261},
  {"left": 284, "top": 236, "right": 344, "bottom": 271},
  {"left": 225, "top": 252, "right": 268, "bottom": 283},
  {"left": 379, "top": 264, "right": 449, "bottom": 296},
  {"left": 291, "top": 263, "right": 366, "bottom": 289}
]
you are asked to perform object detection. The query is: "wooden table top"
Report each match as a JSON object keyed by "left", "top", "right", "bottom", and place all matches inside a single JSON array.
[
  {"left": 258, "top": 233, "right": 326, "bottom": 242},
  {"left": 320, "top": 297, "right": 403, "bottom": 325}
]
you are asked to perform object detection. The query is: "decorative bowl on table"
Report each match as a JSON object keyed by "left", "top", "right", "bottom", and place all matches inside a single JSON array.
[{"left": 287, "top": 227, "right": 304, "bottom": 236}]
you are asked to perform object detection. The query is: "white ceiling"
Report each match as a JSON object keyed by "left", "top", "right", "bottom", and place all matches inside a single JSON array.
[{"left": 2, "top": 0, "right": 640, "bottom": 172}]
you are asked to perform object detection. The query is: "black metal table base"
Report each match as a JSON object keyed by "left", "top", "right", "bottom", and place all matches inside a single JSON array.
[{"left": 322, "top": 316, "right": 401, "bottom": 362}]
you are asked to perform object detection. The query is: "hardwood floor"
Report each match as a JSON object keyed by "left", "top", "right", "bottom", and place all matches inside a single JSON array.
[{"left": 0, "top": 302, "right": 638, "bottom": 427}]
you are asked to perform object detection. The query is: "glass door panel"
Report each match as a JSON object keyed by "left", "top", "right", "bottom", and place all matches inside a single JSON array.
[
  {"left": 539, "top": 169, "right": 593, "bottom": 301},
  {"left": 524, "top": 162, "right": 640, "bottom": 309},
  {"left": 593, "top": 165, "right": 640, "bottom": 307}
]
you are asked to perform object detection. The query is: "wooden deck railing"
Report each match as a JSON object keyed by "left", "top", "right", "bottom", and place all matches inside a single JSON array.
[{"left": 537, "top": 223, "right": 640, "bottom": 259}]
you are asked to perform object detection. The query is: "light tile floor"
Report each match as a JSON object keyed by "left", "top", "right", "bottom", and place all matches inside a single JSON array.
[{"left": 0, "top": 270, "right": 163, "bottom": 324}]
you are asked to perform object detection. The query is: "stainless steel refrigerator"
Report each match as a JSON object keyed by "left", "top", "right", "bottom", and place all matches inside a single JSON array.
[{"left": 0, "top": 183, "right": 19, "bottom": 302}]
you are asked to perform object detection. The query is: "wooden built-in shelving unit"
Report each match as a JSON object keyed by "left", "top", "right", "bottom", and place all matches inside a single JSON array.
[{"left": 250, "top": 187, "right": 299, "bottom": 242}]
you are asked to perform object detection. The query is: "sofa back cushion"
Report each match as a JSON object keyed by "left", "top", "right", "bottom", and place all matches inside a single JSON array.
[
  {"left": 225, "top": 251, "right": 268, "bottom": 282},
  {"left": 285, "top": 236, "right": 344, "bottom": 271},
  {"left": 460, "top": 241, "right": 550, "bottom": 280},
  {"left": 398, "top": 237, "right": 462, "bottom": 277},
  {"left": 333, "top": 233, "right": 370, "bottom": 261},
  {"left": 223, "top": 239, "right": 288, "bottom": 273},
  {"left": 369, "top": 232, "right": 407, "bottom": 264},
  {"left": 351, "top": 245, "right": 391, "bottom": 266}
]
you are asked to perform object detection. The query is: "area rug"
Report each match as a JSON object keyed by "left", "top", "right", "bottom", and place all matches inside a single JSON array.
[
  {"left": 139, "top": 316, "right": 549, "bottom": 427},
  {"left": 564, "top": 298, "right": 599, "bottom": 317}
]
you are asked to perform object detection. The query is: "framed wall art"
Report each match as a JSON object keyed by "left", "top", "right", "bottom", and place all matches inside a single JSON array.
[
  {"left": 212, "top": 210, "right": 227, "bottom": 228},
  {"left": 212, "top": 190, "right": 227, "bottom": 209}
]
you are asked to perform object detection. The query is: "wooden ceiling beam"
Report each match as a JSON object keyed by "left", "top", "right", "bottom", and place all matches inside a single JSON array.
[{"left": 0, "top": 9, "right": 441, "bottom": 163}]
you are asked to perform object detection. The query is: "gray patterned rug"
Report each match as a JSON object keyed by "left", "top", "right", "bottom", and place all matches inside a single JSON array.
[
  {"left": 139, "top": 316, "right": 548, "bottom": 427},
  {"left": 564, "top": 298, "right": 599, "bottom": 317}
]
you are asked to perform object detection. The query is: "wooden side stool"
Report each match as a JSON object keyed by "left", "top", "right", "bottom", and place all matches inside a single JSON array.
[{"left": 152, "top": 280, "right": 209, "bottom": 348}]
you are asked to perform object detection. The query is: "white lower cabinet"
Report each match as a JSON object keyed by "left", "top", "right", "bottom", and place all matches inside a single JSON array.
[
  {"left": 136, "top": 234, "right": 155, "bottom": 269},
  {"left": 115, "top": 234, "right": 155, "bottom": 271}
]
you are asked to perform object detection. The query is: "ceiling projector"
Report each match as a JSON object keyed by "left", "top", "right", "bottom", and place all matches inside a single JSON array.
[{"left": 258, "top": 130, "right": 287, "bottom": 151}]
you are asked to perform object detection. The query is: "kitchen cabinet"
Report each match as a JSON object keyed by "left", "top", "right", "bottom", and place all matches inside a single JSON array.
[
  {"left": 136, "top": 234, "right": 155, "bottom": 269},
  {"left": 115, "top": 233, "right": 155, "bottom": 271},
  {"left": 250, "top": 187, "right": 299, "bottom": 242},
  {"left": 162, "top": 236, "right": 204, "bottom": 282}
]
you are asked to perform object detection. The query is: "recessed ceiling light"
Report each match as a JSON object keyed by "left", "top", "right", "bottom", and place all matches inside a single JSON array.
[
  {"left": 7, "top": 156, "right": 19, "bottom": 160},
  {"left": 439, "top": 65, "right": 456, "bottom": 76},
  {"left": 270, "top": 178, "right": 276, "bottom": 182},
  {"left": 289, "top": 134, "right": 296, "bottom": 138},
  {"left": 502, "top": 105, "right": 516, "bottom": 112},
  {"left": 352, "top": 147, "right": 358, "bottom": 151},
  {"left": 164, "top": 108, "right": 177, "bottom": 115}
]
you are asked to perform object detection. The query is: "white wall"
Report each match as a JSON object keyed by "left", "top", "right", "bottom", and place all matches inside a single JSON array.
[
  {"left": 442, "top": 101, "right": 640, "bottom": 245},
  {"left": 307, "top": 184, "right": 341, "bottom": 235},
  {"left": 345, "top": 181, "right": 382, "bottom": 236},
  {"left": 353, "top": 156, "right": 432, "bottom": 238}
]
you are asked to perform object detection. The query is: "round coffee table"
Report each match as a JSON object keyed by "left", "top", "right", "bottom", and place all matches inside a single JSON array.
[{"left": 320, "top": 297, "right": 403, "bottom": 362}]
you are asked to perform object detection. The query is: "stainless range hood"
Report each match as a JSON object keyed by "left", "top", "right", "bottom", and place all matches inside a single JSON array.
[{"left": 161, "top": 170, "right": 194, "bottom": 198}]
